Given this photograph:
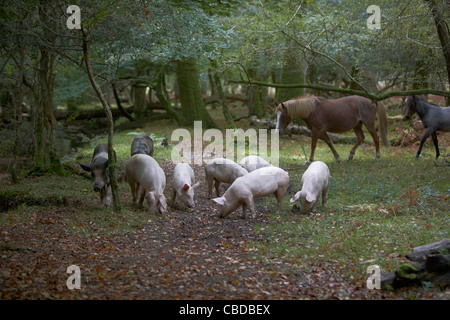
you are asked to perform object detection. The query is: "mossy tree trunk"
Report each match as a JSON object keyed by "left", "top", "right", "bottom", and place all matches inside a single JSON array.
[
  {"left": 350, "top": 65, "right": 364, "bottom": 91},
  {"left": 276, "top": 41, "right": 305, "bottom": 103},
  {"left": 412, "top": 55, "right": 431, "bottom": 103},
  {"left": 212, "top": 69, "right": 235, "bottom": 129},
  {"left": 247, "top": 67, "right": 265, "bottom": 117},
  {"left": 155, "top": 67, "right": 183, "bottom": 126},
  {"left": 412, "top": 56, "right": 430, "bottom": 91},
  {"left": 133, "top": 83, "right": 147, "bottom": 118},
  {"left": 306, "top": 56, "right": 321, "bottom": 96},
  {"left": 424, "top": 0, "right": 450, "bottom": 105},
  {"left": 176, "top": 58, "right": 218, "bottom": 129},
  {"left": 29, "top": 1, "right": 64, "bottom": 176},
  {"left": 11, "top": 44, "right": 25, "bottom": 183}
]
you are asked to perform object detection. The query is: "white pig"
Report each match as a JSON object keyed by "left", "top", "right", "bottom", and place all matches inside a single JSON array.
[
  {"left": 290, "top": 161, "right": 329, "bottom": 213},
  {"left": 171, "top": 163, "right": 200, "bottom": 208},
  {"left": 125, "top": 154, "right": 167, "bottom": 214},
  {"left": 213, "top": 166, "right": 289, "bottom": 219},
  {"left": 239, "top": 155, "right": 272, "bottom": 172},
  {"left": 204, "top": 158, "right": 248, "bottom": 199}
]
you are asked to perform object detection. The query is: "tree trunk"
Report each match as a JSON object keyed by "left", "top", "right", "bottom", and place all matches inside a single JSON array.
[
  {"left": 350, "top": 65, "right": 364, "bottom": 91},
  {"left": 276, "top": 41, "right": 305, "bottom": 103},
  {"left": 208, "top": 69, "right": 217, "bottom": 102},
  {"left": 82, "top": 26, "right": 121, "bottom": 212},
  {"left": 247, "top": 67, "right": 265, "bottom": 117},
  {"left": 39, "top": 46, "right": 63, "bottom": 175},
  {"left": 306, "top": 56, "right": 321, "bottom": 96},
  {"left": 112, "top": 82, "right": 134, "bottom": 121},
  {"left": 412, "top": 56, "right": 430, "bottom": 90},
  {"left": 176, "top": 59, "right": 218, "bottom": 128},
  {"left": 29, "top": 1, "right": 63, "bottom": 176},
  {"left": 155, "top": 67, "right": 183, "bottom": 126},
  {"left": 424, "top": 0, "right": 450, "bottom": 105},
  {"left": 11, "top": 45, "right": 25, "bottom": 183},
  {"left": 212, "top": 70, "right": 235, "bottom": 128},
  {"left": 133, "top": 84, "right": 147, "bottom": 117}
]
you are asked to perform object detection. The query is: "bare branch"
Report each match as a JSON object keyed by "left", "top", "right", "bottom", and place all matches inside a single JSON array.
[{"left": 228, "top": 79, "right": 450, "bottom": 101}]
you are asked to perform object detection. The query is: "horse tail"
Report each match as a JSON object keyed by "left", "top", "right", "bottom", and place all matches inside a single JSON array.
[{"left": 376, "top": 101, "right": 389, "bottom": 147}]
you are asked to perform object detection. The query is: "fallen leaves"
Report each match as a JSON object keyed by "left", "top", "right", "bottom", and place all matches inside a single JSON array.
[{"left": 1, "top": 162, "right": 447, "bottom": 300}]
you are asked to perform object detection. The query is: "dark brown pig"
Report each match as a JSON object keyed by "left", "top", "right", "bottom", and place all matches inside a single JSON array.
[
  {"left": 130, "top": 134, "right": 154, "bottom": 157},
  {"left": 79, "top": 144, "right": 117, "bottom": 208}
]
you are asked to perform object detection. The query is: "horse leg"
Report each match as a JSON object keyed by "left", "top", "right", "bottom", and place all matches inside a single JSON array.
[
  {"left": 431, "top": 131, "right": 440, "bottom": 159},
  {"left": 416, "top": 127, "right": 434, "bottom": 159},
  {"left": 308, "top": 130, "right": 319, "bottom": 163},
  {"left": 364, "top": 122, "right": 381, "bottom": 159},
  {"left": 349, "top": 123, "right": 365, "bottom": 161},
  {"left": 318, "top": 131, "right": 341, "bottom": 162}
]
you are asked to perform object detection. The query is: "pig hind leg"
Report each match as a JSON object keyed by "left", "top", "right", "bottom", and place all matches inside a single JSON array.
[
  {"left": 273, "top": 191, "right": 283, "bottom": 213},
  {"left": 274, "top": 184, "right": 288, "bottom": 213},
  {"left": 214, "top": 179, "right": 221, "bottom": 197},
  {"left": 322, "top": 186, "right": 328, "bottom": 207},
  {"left": 205, "top": 171, "right": 214, "bottom": 199},
  {"left": 128, "top": 177, "right": 138, "bottom": 205}
]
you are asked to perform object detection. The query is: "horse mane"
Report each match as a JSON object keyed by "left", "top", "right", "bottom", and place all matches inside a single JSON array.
[
  {"left": 409, "top": 95, "right": 442, "bottom": 108},
  {"left": 283, "top": 96, "right": 320, "bottom": 118}
]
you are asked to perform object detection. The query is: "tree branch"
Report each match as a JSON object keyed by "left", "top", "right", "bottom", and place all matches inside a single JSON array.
[{"left": 228, "top": 79, "right": 450, "bottom": 101}]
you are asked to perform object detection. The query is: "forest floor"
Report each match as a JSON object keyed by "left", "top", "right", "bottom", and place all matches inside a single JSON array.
[
  {"left": 1, "top": 103, "right": 449, "bottom": 300},
  {"left": 1, "top": 158, "right": 449, "bottom": 300}
]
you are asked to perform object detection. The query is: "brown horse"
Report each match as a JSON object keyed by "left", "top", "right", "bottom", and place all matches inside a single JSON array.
[{"left": 275, "top": 95, "right": 388, "bottom": 163}]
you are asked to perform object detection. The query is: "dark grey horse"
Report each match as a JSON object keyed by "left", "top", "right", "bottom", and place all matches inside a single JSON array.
[{"left": 405, "top": 95, "right": 450, "bottom": 159}]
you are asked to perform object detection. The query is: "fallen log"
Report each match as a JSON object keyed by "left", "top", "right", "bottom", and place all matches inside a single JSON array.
[
  {"left": 381, "top": 239, "right": 450, "bottom": 290},
  {"left": 406, "top": 239, "right": 450, "bottom": 262},
  {"left": 55, "top": 105, "right": 174, "bottom": 121},
  {"left": 55, "top": 106, "right": 135, "bottom": 121},
  {"left": 248, "top": 116, "right": 356, "bottom": 144},
  {"left": 204, "top": 93, "right": 247, "bottom": 106}
]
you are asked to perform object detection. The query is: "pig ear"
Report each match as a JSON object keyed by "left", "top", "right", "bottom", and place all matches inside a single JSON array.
[
  {"left": 306, "top": 191, "right": 316, "bottom": 203},
  {"left": 192, "top": 181, "right": 201, "bottom": 189},
  {"left": 182, "top": 184, "right": 190, "bottom": 192},
  {"left": 290, "top": 191, "right": 301, "bottom": 203},
  {"left": 159, "top": 194, "right": 167, "bottom": 210},
  {"left": 79, "top": 163, "right": 92, "bottom": 172},
  {"left": 212, "top": 197, "right": 226, "bottom": 206}
]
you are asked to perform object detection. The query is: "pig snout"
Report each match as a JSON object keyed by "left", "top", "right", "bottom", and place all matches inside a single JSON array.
[
  {"left": 186, "top": 200, "right": 195, "bottom": 208},
  {"left": 93, "top": 181, "right": 105, "bottom": 192}
]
